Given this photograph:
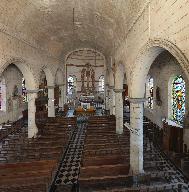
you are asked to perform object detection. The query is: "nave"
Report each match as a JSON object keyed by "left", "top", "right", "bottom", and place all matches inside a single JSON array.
[
  {"left": 1, "top": 1, "right": 189, "bottom": 191},
  {"left": 0, "top": 115, "right": 77, "bottom": 191},
  {"left": 1, "top": 110, "right": 188, "bottom": 192}
]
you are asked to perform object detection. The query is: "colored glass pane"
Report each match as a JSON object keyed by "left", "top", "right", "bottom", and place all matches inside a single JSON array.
[
  {"left": 172, "top": 75, "right": 185, "bottom": 124},
  {"left": 146, "top": 77, "right": 153, "bottom": 109},
  {"left": 67, "top": 76, "right": 76, "bottom": 94},
  {"left": 99, "top": 76, "right": 104, "bottom": 92},
  {"left": 22, "top": 78, "right": 27, "bottom": 102}
]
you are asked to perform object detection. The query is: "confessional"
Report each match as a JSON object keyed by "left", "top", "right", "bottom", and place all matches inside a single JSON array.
[{"left": 163, "top": 121, "right": 183, "bottom": 153}]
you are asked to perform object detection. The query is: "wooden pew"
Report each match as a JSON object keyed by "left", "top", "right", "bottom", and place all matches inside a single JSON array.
[
  {"left": 0, "top": 116, "right": 77, "bottom": 191},
  {"left": 79, "top": 116, "right": 130, "bottom": 189}
]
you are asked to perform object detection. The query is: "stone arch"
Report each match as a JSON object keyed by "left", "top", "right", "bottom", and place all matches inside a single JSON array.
[
  {"left": 55, "top": 68, "right": 64, "bottom": 85},
  {"left": 41, "top": 65, "right": 55, "bottom": 86},
  {"left": 0, "top": 57, "right": 38, "bottom": 90},
  {"left": 65, "top": 48, "right": 106, "bottom": 63},
  {"left": 109, "top": 68, "right": 115, "bottom": 87},
  {"left": 130, "top": 38, "right": 189, "bottom": 98},
  {"left": 115, "top": 62, "right": 126, "bottom": 89},
  {"left": 123, "top": 73, "right": 127, "bottom": 85},
  {"left": 0, "top": 57, "right": 39, "bottom": 138},
  {"left": 40, "top": 66, "right": 55, "bottom": 117}
]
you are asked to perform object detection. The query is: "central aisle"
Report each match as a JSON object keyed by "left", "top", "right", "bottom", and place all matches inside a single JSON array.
[{"left": 50, "top": 116, "right": 88, "bottom": 192}]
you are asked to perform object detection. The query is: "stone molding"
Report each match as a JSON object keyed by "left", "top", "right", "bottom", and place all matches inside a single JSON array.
[
  {"left": 27, "top": 89, "right": 40, "bottom": 94},
  {"left": 114, "top": 89, "right": 124, "bottom": 93},
  {"left": 129, "top": 98, "right": 147, "bottom": 103},
  {"left": 109, "top": 86, "right": 114, "bottom": 89},
  {"left": 46, "top": 86, "right": 55, "bottom": 89},
  {"left": 56, "top": 84, "right": 65, "bottom": 87}
]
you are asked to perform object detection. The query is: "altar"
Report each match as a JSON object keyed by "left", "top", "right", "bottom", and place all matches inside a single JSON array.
[
  {"left": 80, "top": 95, "right": 94, "bottom": 108},
  {"left": 81, "top": 102, "right": 90, "bottom": 110},
  {"left": 75, "top": 95, "right": 96, "bottom": 115}
]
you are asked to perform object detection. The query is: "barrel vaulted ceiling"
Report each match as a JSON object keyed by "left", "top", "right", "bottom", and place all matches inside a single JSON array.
[{"left": 0, "top": 0, "right": 143, "bottom": 58}]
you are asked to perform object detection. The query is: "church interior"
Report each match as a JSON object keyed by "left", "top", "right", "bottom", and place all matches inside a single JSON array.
[{"left": 1, "top": 0, "right": 189, "bottom": 191}]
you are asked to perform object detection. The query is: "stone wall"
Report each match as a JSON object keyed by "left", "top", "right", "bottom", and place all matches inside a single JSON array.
[
  {"left": 115, "top": 0, "right": 189, "bottom": 93},
  {"left": 144, "top": 51, "right": 189, "bottom": 125},
  {"left": 66, "top": 49, "right": 105, "bottom": 99},
  {"left": 0, "top": 26, "right": 63, "bottom": 124},
  {"left": 144, "top": 51, "right": 189, "bottom": 149},
  {"left": 0, "top": 64, "right": 27, "bottom": 123}
]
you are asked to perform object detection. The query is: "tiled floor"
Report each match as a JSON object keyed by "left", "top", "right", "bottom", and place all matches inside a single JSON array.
[
  {"left": 142, "top": 130, "right": 189, "bottom": 191},
  {"left": 54, "top": 118, "right": 87, "bottom": 190},
  {"left": 50, "top": 112, "right": 189, "bottom": 191}
]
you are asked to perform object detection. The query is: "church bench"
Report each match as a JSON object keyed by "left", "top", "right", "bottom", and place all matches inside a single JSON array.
[
  {"left": 83, "top": 150, "right": 123, "bottom": 158},
  {"left": 0, "top": 120, "right": 24, "bottom": 142},
  {"left": 85, "top": 139, "right": 126, "bottom": 144},
  {"left": 85, "top": 136, "right": 120, "bottom": 141},
  {"left": 86, "top": 130, "right": 117, "bottom": 134},
  {"left": 26, "top": 141, "right": 66, "bottom": 148},
  {"left": 40, "top": 134, "right": 70, "bottom": 139},
  {"left": 21, "top": 145, "right": 63, "bottom": 152},
  {"left": 79, "top": 115, "right": 130, "bottom": 190},
  {"left": 0, "top": 183, "right": 47, "bottom": 192},
  {"left": 80, "top": 164, "right": 130, "bottom": 179},
  {"left": 82, "top": 155, "right": 129, "bottom": 166},
  {"left": 0, "top": 160, "right": 58, "bottom": 191},
  {"left": 84, "top": 142, "right": 126, "bottom": 148},
  {"left": 0, "top": 176, "right": 50, "bottom": 191},
  {"left": 0, "top": 116, "right": 74, "bottom": 190}
]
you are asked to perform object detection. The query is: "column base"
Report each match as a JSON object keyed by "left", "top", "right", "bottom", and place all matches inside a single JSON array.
[
  {"left": 129, "top": 167, "right": 145, "bottom": 175},
  {"left": 48, "top": 114, "right": 55, "bottom": 118},
  {"left": 116, "top": 128, "right": 123, "bottom": 134},
  {"left": 28, "top": 126, "right": 38, "bottom": 138}
]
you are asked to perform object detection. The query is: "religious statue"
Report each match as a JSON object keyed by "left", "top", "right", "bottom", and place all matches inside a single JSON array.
[
  {"left": 81, "top": 63, "right": 95, "bottom": 95},
  {"left": 156, "top": 86, "right": 162, "bottom": 106},
  {"left": 8, "top": 97, "right": 13, "bottom": 112},
  {"left": 13, "top": 85, "right": 19, "bottom": 97}
]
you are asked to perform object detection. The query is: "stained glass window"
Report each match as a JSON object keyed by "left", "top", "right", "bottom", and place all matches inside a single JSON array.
[
  {"left": 0, "top": 84, "right": 2, "bottom": 110},
  {"left": 99, "top": 75, "right": 104, "bottom": 92},
  {"left": 22, "top": 78, "right": 27, "bottom": 102},
  {"left": 67, "top": 76, "right": 76, "bottom": 95},
  {"left": 145, "top": 77, "right": 153, "bottom": 109},
  {"left": 0, "top": 77, "right": 6, "bottom": 111},
  {"left": 172, "top": 75, "right": 185, "bottom": 125}
]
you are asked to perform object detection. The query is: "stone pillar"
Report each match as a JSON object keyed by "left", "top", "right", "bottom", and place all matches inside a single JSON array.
[
  {"left": 129, "top": 98, "right": 146, "bottom": 174},
  {"left": 63, "top": 84, "right": 67, "bottom": 104},
  {"left": 105, "top": 84, "right": 110, "bottom": 111},
  {"left": 27, "top": 90, "right": 38, "bottom": 138},
  {"left": 106, "top": 90, "right": 110, "bottom": 111},
  {"left": 112, "top": 90, "right": 116, "bottom": 115},
  {"left": 114, "top": 89, "right": 124, "bottom": 134},
  {"left": 47, "top": 86, "right": 55, "bottom": 117},
  {"left": 58, "top": 84, "right": 65, "bottom": 109},
  {"left": 109, "top": 86, "right": 114, "bottom": 115}
]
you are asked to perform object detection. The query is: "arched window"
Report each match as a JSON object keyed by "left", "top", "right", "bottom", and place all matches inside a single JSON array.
[
  {"left": 67, "top": 75, "right": 77, "bottom": 95},
  {"left": 0, "top": 77, "right": 6, "bottom": 111},
  {"left": 22, "top": 78, "right": 27, "bottom": 102},
  {"left": 145, "top": 77, "right": 153, "bottom": 109},
  {"left": 99, "top": 75, "right": 104, "bottom": 92},
  {"left": 172, "top": 75, "right": 185, "bottom": 125}
]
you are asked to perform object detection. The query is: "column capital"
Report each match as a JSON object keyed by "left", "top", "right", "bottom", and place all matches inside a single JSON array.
[
  {"left": 47, "top": 86, "right": 55, "bottom": 89},
  {"left": 109, "top": 86, "right": 114, "bottom": 89},
  {"left": 27, "top": 89, "right": 40, "bottom": 94},
  {"left": 114, "top": 88, "right": 124, "bottom": 93},
  {"left": 56, "top": 83, "right": 65, "bottom": 87},
  {"left": 129, "top": 98, "right": 147, "bottom": 103}
]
